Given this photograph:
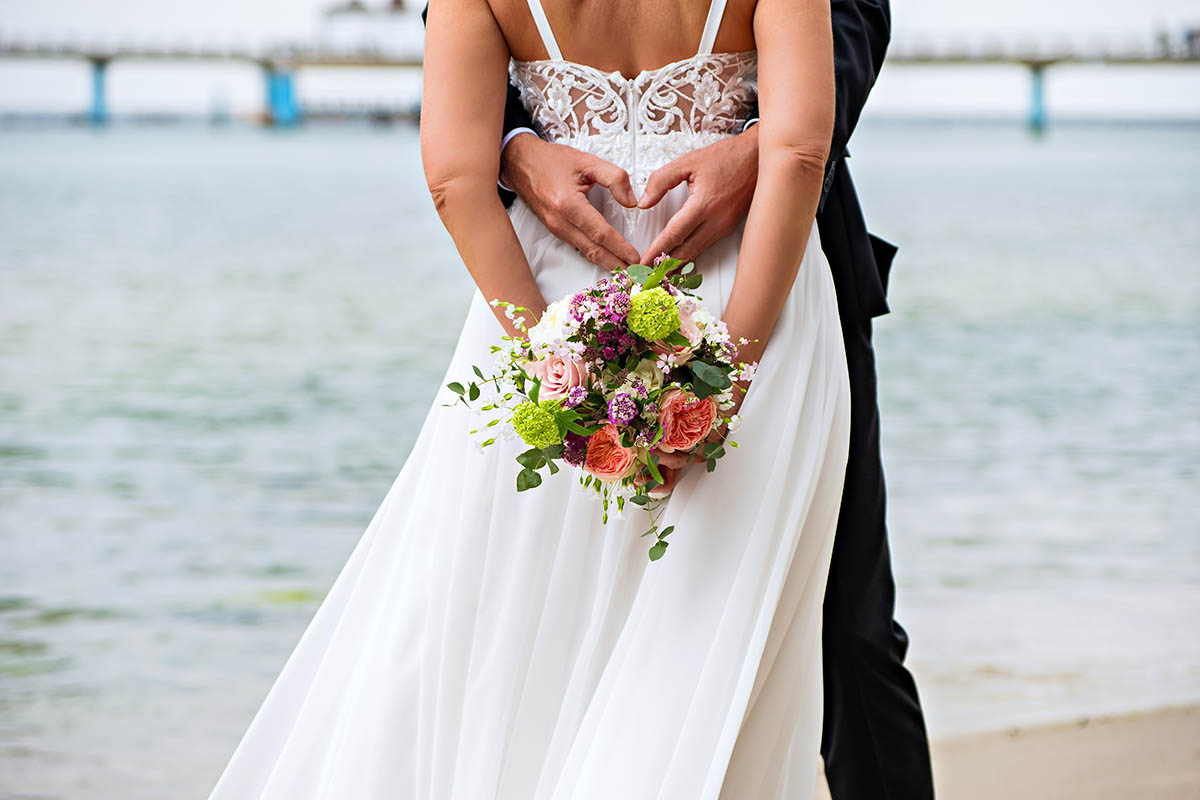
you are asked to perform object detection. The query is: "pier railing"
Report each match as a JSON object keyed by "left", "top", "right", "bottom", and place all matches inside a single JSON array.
[{"left": 1, "top": 32, "right": 1197, "bottom": 128}]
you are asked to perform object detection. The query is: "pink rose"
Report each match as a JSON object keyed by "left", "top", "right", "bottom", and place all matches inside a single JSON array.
[
  {"left": 649, "top": 304, "right": 702, "bottom": 364},
  {"left": 584, "top": 424, "right": 636, "bottom": 482},
  {"left": 656, "top": 388, "right": 718, "bottom": 453},
  {"left": 526, "top": 354, "right": 591, "bottom": 400}
]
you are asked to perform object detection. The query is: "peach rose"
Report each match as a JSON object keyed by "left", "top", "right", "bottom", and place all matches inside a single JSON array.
[
  {"left": 649, "top": 304, "right": 703, "bottom": 364},
  {"left": 656, "top": 388, "right": 718, "bottom": 453},
  {"left": 526, "top": 354, "right": 590, "bottom": 401},
  {"left": 584, "top": 424, "right": 637, "bottom": 482}
]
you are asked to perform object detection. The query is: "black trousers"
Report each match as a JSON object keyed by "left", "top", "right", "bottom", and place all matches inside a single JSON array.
[{"left": 820, "top": 318, "right": 935, "bottom": 800}]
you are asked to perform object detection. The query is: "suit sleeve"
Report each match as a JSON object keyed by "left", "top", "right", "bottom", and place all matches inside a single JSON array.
[{"left": 826, "top": 0, "right": 890, "bottom": 167}]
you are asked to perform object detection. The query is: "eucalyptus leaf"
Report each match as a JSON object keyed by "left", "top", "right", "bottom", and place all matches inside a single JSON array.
[
  {"left": 516, "top": 449, "right": 545, "bottom": 470},
  {"left": 648, "top": 541, "right": 668, "bottom": 561},
  {"left": 626, "top": 264, "right": 653, "bottom": 284},
  {"left": 447, "top": 382, "right": 465, "bottom": 395},
  {"left": 691, "top": 360, "right": 731, "bottom": 389}
]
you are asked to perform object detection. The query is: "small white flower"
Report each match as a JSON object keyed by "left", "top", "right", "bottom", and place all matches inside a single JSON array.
[{"left": 727, "top": 414, "right": 742, "bottom": 433}]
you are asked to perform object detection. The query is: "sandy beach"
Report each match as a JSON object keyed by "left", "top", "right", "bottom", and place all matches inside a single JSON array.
[{"left": 816, "top": 705, "right": 1200, "bottom": 800}]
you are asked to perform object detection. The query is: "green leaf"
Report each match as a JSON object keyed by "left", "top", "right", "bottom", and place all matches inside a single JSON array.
[
  {"left": 706, "top": 457, "right": 717, "bottom": 473},
  {"left": 516, "top": 448, "right": 546, "bottom": 470},
  {"left": 644, "top": 258, "right": 670, "bottom": 289},
  {"left": 529, "top": 376, "right": 541, "bottom": 404},
  {"left": 692, "top": 380, "right": 714, "bottom": 400},
  {"left": 682, "top": 272, "right": 703, "bottom": 290},
  {"left": 447, "top": 382, "right": 466, "bottom": 395},
  {"left": 473, "top": 365, "right": 485, "bottom": 379},
  {"left": 657, "top": 525, "right": 675, "bottom": 540},
  {"left": 629, "top": 494, "right": 649, "bottom": 506},
  {"left": 516, "top": 468, "right": 542, "bottom": 492},
  {"left": 691, "top": 360, "right": 731, "bottom": 390},
  {"left": 681, "top": 262, "right": 695, "bottom": 275},
  {"left": 481, "top": 438, "right": 495, "bottom": 447},
  {"left": 648, "top": 541, "right": 668, "bottom": 561},
  {"left": 543, "top": 444, "right": 565, "bottom": 459},
  {"left": 665, "top": 330, "right": 692, "bottom": 348},
  {"left": 468, "top": 383, "right": 480, "bottom": 401},
  {"left": 626, "top": 264, "right": 653, "bottom": 284},
  {"left": 645, "top": 454, "right": 664, "bottom": 485},
  {"left": 566, "top": 420, "right": 599, "bottom": 437},
  {"left": 547, "top": 459, "right": 559, "bottom": 475}
]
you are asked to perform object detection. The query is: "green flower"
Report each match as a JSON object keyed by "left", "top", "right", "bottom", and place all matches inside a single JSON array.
[
  {"left": 511, "top": 399, "right": 563, "bottom": 449},
  {"left": 627, "top": 287, "right": 681, "bottom": 341}
]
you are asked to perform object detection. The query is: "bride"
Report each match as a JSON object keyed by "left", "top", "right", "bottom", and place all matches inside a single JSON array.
[{"left": 208, "top": 0, "right": 848, "bottom": 797}]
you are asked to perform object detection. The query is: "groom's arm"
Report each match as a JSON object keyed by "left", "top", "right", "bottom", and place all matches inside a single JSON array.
[{"left": 822, "top": 0, "right": 891, "bottom": 191}]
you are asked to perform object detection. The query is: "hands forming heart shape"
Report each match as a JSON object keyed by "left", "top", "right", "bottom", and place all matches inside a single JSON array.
[{"left": 499, "top": 126, "right": 759, "bottom": 270}]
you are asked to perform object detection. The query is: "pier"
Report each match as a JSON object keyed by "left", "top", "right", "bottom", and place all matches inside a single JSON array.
[{"left": 0, "top": 33, "right": 1197, "bottom": 128}]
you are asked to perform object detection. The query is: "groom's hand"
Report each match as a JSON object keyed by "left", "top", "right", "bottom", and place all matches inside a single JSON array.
[
  {"left": 637, "top": 124, "right": 759, "bottom": 265},
  {"left": 500, "top": 134, "right": 641, "bottom": 270}
]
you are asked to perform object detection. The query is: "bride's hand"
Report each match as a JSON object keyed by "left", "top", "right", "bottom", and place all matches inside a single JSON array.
[
  {"left": 636, "top": 123, "right": 759, "bottom": 265},
  {"left": 500, "top": 134, "right": 641, "bottom": 270}
]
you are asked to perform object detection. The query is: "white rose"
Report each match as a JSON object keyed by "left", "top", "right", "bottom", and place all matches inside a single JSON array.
[{"left": 602, "top": 357, "right": 664, "bottom": 401}]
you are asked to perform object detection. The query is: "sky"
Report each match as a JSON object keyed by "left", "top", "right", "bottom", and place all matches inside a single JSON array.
[{"left": 1, "top": 0, "right": 1198, "bottom": 118}]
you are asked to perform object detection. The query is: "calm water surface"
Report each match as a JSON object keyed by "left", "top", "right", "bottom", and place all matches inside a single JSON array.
[{"left": 1, "top": 123, "right": 1198, "bottom": 798}]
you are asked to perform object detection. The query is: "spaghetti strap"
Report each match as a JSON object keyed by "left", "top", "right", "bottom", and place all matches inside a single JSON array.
[
  {"left": 525, "top": 0, "right": 564, "bottom": 61},
  {"left": 696, "top": 0, "right": 729, "bottom": 55}
]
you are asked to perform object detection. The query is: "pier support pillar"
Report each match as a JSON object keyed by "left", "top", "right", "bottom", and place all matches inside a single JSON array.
[
  {"left": 89, "top": 59, "right": 109, "bottom": 126},
  {"left": 264, "top": 66, "right": 300, "bottom": 126},
  {"left": 1027, "top": 64, "right": 1046, "bottom": 135}
]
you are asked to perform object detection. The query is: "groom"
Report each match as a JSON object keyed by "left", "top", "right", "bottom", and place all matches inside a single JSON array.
[{"left": 489, "top": 1, "right": 935, "bottom": 798}]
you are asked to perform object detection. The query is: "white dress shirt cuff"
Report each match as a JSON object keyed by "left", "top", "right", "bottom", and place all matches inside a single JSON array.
[{"left": 498, "top": 128, "right": 539, "bottom": 193}]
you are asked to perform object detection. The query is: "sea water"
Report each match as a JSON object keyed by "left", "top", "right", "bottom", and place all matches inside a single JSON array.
[{"left": 0, "top": 122, "right": 1197, "bottom": 797}]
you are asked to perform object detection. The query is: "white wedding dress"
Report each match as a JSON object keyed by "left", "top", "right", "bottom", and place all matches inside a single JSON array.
[{"left": 209, "top": 1, "right": 850, "bottom": 797}]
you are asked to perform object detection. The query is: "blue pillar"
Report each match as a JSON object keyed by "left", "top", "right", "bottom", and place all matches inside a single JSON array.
[
  {"left": 1028, "top": 64, "right": 1046, "bottom": 134},
  {"left": 90, "top": 59, "right": 109, "bottom": 126},
  {"left": 264, "top": 66, "right": 300, "bottom": 126}
]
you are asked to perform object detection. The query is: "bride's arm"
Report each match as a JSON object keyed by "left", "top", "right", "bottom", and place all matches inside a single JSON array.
[
  {"left": 421, "top": 0, "right": 548, "bottom": 338},
  {"left": 722, "top": 0, "right": 835, "bottom": 368}
]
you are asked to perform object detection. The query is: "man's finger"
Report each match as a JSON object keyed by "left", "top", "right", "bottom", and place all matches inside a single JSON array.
[
  {"left": 638, "top": 159, "right": 691, "bottom": 210},
  {"left": 640, "top": 195, "right": 706, "bottom": 264},
  {"left": 585, "top": 160, "right": 638, "bottom": 209},
  {"left": 548, "top": 215, "right": 630, "bottom": 270},
  {"left": 664, "top": 218, "right": 723, "bottom": 264},
  {"left": 562, "top": 195, "right": 640, "bottom": 267}
]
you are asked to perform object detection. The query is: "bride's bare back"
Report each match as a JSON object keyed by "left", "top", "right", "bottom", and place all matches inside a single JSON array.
[{"left": 489, "top": 0, "right": 757, "bottom": 77}]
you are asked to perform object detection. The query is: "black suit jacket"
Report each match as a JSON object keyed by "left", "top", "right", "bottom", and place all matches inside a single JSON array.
[{"left": 431, "top": 0, "right": 896, "bottom": 323}]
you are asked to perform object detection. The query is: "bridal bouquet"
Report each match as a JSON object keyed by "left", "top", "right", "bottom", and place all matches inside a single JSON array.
[{"left": 445, "top": 256, "right": 757, "bottom": 561}]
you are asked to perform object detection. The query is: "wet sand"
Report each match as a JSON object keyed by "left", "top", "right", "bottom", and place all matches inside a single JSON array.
[{"left": 816, "top": 705, "right": 1200, "bottom": 800}]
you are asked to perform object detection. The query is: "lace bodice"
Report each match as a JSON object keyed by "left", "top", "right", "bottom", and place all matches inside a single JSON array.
[{"left": 508, "top": 0, "right": 758, "bottom": 202}]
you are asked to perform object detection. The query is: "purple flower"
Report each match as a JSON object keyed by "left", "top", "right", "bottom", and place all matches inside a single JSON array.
[
  {"left": 652, "top": 252, "right": 670, "bottom": 267},
  {"left": 607, "top": 392, "right": 638, "bottom": 426},
  {"left": 564, "top": 385, "right": 588, "bottom": 408},
  {"left": 562, "top": 431, "right": 588, "bottom": 467},
  {"left": 630, "top": 378, "right": 649, "bottom": 399},
  {"left": 601, "top": 346, "right": 616, "bottom": 360},
  {"left": 605, "top": 291, "right": 631, "bottom": 320}
]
